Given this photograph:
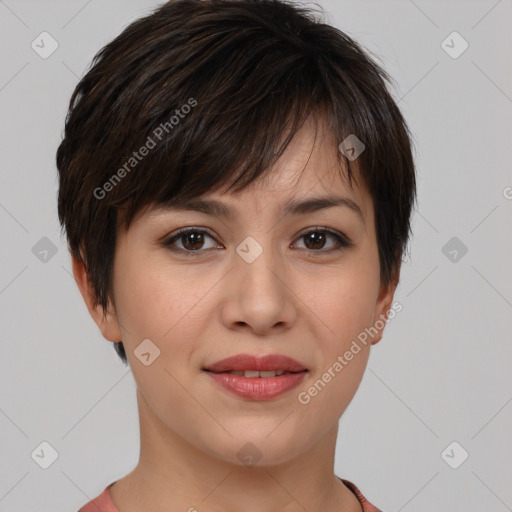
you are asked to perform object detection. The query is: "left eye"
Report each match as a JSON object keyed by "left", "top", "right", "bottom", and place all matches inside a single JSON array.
[
  {"left": 162, "top": 227, "right": 352, "bottom": 255},
  {"left": 294, "top": 228, "right": 352, "bottom": 253}
]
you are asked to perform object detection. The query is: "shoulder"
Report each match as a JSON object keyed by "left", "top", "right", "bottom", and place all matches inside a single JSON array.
[
  {"left": 340, "top": 478, "right": 383, "bottom": 512},
  {"left": 77, "top": 482, "right": 118, "bottom": 512},
  {"left": 79, "top": 478, "right": 380, "bottom": 512}
]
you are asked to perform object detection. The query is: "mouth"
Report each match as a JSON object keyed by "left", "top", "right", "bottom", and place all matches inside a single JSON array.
[
  {"left": 203, "top": 369, "right": 308, "bottom": 400},
  {"left": 202, "top": 354, "right": 309, "bottom": 400},
  {"left": 202, "top": 353, "right": 308, "bottom": 374},
  {"left": 203, "top": 369, "right": 307, "bottom": 377}
]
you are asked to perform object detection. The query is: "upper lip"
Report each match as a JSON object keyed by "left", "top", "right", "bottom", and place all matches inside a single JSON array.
[{"left": 203, "top": 354, "right": 308, "bottom": 373}]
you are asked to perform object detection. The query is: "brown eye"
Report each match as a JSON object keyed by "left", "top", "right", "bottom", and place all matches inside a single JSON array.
[
  {"left": 163, "top": 228, "right": 220, "bottom": 255},
  {"left": 294, "top": 228, "right": 352, "bottom": 253},
  {"left": 162, "top": 226, "right": 352, "bottom": 257},
  {"left": 303, "top": 231, "right": 327, "bottom": 250},
  {"left": 179, "top": 230, "right": 205, "bottom": 251}
]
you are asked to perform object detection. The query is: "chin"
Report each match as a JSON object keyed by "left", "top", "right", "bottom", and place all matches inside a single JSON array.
[{"left": 201, "top": 430, "right": 306, "bottom": 467}]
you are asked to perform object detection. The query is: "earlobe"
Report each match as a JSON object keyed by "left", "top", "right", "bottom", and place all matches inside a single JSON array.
[
  {"left": 71, "top": 254, "right": 122, "bottom": 343},
  {"left": 371, "top": 273, "right": 399, "bottom": 346}
]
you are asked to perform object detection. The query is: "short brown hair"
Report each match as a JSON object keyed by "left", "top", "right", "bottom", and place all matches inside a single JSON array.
[{"left": 56, "top": 0, "right": 417, "bottom": 365}]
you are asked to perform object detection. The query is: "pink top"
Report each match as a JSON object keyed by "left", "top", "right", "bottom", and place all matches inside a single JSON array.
[{"left": 77, "top": 478, "right": 382, "bottom": 511}]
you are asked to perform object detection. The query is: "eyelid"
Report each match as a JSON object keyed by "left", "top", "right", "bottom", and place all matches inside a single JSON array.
[
  {"left": 162, "top": 226, "right": 353, "bottom": 255},
  {"left": 293, "top": 226, "right": 353, "bottom": 253},
  {"left": 162, "top": 226, "right": 221, "bottom": 253},
  {"left": 295, "top": 225, "right": 352, "bottom": 243}
]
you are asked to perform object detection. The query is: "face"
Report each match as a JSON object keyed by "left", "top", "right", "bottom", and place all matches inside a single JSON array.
[{"left": 74, "top": 117, "right": 397, "bottom": 467}]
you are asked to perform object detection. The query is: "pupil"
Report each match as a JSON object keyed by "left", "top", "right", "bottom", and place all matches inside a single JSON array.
[
  {"left": 305, "top": 232, "right": 325, "bottom": 250},
  {"left": 183, "top": 232, "right": 203, "bottom": 250},
  {"left": 180, "top": 231, "right": 326, "bottom": 251}
]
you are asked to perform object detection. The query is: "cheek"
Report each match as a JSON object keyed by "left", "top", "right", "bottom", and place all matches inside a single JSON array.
[
  {"left": 297, "top": 272, "right": 375, "bottom": 424},
  {"left": 294, "top": 252, "right": 379, "bottom": 408},
  {"left": 113, "top": 254, "right": 196, "bottom": 337},
  {"left": 114, "top": 269, "right": 169, "bottom": 339},
  {"left": 114, "top": 264, "right": 206, "bottom": 409},
  {"left": 113, "top": 257, "right": 219, "bottom": 377},
  {"left": 301, "top": 258, "right": 380, "bottom": 346}
]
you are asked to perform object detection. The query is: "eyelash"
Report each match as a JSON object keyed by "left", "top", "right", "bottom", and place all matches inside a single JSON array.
[{"left": 162, "top": 226, "right": 353, "bottom": 257}]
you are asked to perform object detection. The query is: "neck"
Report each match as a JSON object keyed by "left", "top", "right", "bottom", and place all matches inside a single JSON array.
[{"left": 110, "top": 387, "right": 362, "bottom": 512}]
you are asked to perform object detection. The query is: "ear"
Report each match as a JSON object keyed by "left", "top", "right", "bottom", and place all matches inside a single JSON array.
[
  {"left": 370, "top": 269, "right": 400, "bottom": 346},
  {"left": 71, "top": 254, "right": 122, "bottom": 343}
]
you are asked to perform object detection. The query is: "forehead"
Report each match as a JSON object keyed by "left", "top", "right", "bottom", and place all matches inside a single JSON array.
[{"left": 133, "top": 116, "right": 372, "bottom": 226}]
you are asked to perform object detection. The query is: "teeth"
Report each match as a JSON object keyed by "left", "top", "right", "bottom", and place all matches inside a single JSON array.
[{"left": 225, "top": 370, "right": 288, "bottom": 377}]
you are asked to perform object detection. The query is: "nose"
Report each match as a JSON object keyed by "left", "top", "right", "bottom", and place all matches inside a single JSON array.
[{"left": 220, "top": 239, "right": 298, "bottom": 336}]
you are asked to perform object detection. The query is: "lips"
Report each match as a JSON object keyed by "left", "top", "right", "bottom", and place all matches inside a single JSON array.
[
  {"left": 203, "top": 353, "right": 308, "bottom": 374},
  {"left": 206, "top": 370, "right": 307, "bottom": 400}
]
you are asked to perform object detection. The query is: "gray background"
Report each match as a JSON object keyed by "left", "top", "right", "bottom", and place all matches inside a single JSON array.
[{"left": 0, "top": 0, "right": 511, "bottom": 511}]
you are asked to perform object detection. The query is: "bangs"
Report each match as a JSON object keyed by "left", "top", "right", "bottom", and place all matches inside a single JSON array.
[{"left": 95, "top": 46, "right": 371, "bottom": 232}]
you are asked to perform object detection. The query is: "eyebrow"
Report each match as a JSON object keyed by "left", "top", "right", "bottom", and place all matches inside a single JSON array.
[{"left": 155, "top": 195, "right": 365, "bottom": 223}]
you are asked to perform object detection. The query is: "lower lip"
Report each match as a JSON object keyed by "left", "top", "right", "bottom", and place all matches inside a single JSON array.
[{"left": 204, "top": 371, "right": 307, "bottom": 400}]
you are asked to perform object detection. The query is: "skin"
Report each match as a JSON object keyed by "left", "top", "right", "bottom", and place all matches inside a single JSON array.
[{"left": 73, "top": 116, "right": 399, "bottom": 512}]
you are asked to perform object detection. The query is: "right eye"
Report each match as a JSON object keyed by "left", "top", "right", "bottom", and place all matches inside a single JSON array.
[{"left": 161, "top": 227, "right": 222, "bottom": 256}]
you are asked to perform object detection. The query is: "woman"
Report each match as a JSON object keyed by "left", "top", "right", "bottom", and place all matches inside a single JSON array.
[{"left": 56, "top": 1, "right": 417, "bottom": 510}]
